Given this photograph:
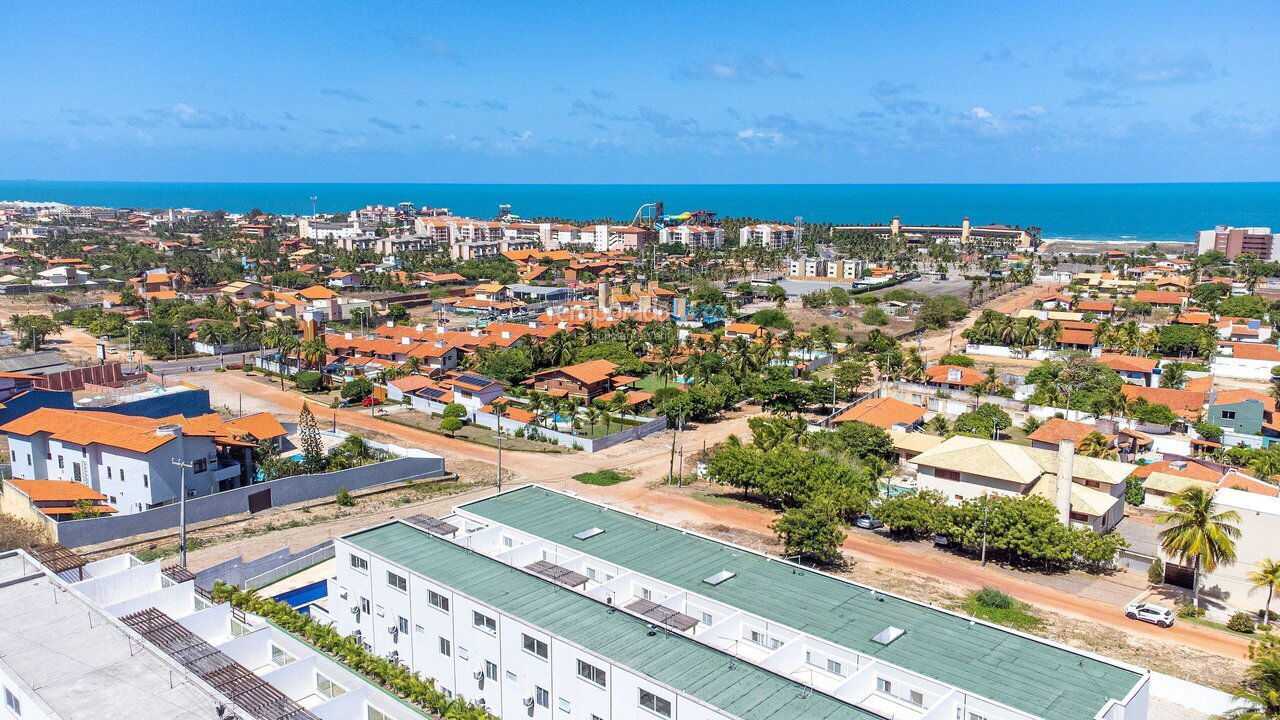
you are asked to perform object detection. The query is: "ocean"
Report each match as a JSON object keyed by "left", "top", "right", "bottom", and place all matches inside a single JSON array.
[{"left": 1, "top": 180, "right": 1276, "bottom": 244}]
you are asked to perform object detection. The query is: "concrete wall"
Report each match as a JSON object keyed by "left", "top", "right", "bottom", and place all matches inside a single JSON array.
[
  {"left": 469, "top": 408, "right": 668, "bottom": 453},
  {"left": 53, "top": 456, "right": 446, "bottom": 547},
  {"left": 195, "top": 540, "right": 334, "bottom": 590}
]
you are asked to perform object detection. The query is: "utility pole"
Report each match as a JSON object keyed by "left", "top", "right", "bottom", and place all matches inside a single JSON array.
[
  {"left": 171, "top": 457, "right": 193, "bottom": 568},
  {"left": 495, "top": 412, "right": 503, "bottom": 494},
  {"left": 667, "top": 410, "right": 681, "bottom": 483}
]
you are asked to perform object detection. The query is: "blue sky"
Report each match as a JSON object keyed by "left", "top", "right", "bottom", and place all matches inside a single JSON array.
[{"left": 3, "top": 1, "right": 1277, "bottom": 183}]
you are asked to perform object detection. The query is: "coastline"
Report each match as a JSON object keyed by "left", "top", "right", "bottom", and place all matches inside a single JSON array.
[{"left": 1039, "top": 239, "right": 1193, "bottom": 255}]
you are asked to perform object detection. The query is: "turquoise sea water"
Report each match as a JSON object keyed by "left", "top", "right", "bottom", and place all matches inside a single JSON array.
[{"left": 1, "top": 181, "right": 1276, "bottom": 244}]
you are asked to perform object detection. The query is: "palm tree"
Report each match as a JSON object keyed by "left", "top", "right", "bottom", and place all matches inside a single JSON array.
[
  {"left": 1160, "top": 361, "right": 1189, "bottom": 390},
  {"left": 1042, "top": 319, "right": 1063, "bottom": 350},
  {"left": 1247, "top": 452, "right": 1280, "bottom": 483},
  {"left": 1249, "top": 558, "right": 1280, "bottom": 626},
  {"left": 1157, "top": 486, "right": 1242, "bottom": 609},
  {"left": 925, "top": 414, "right": 950, "bottom": 435},
  {"left": 583, "top": 406, "right": 602, "bottom": 436},
  {"left": 1220, "top": 653, "right": 1280, "bottom": 720},
  {"left": 1077, "top": 431, "right": 1118, "bottom": 460}
]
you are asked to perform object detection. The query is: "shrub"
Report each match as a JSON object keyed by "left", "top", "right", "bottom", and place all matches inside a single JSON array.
[
  {"left": 442, "top": 402, "right": 467, "bottom": 419},
  {"left": 440, "top": 416, "right": 463, "bottom": 436},
  {"left": 973, "top": 586, "right": 1014, "bottom": 610},
  {"left": 1177, "top": 602, "right": 1205, "bottom": 618},
  {"left": 860, "top": 307, "right": 889, "bottom": 326},
  {"left": 1193, "top": 421, "right": 1224, "bottom": 442},
  {"left": 1228, "top": 611, "right": 1257, "bottom": 633},
  {"left": 573, "top": 470, "right": 630, "bottom": 486},
  {"left": 294, "top": 371, "right": 323, "bottom": 392},
  {"left": 340, "top": 376, "right": 373, "bottom": 401},
  {"left": 938, "top": 353, "right": 975, "bottom": 368},
  {"left": 1147, "top": 557, "right": 1165, "bottom": 585},
  {"left": 335, "top": 487, "right": 355, "bottom": 507}
]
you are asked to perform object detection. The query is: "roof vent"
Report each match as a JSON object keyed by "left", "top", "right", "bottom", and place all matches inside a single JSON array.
[
  {"left": 574, "top": 527, "right": 605, "bottom": 540},
  {"left": 703, "top": 570, "right": 736, "bottom": 586},
  {"left": 872, "top": 626, "right": 905, "bottom": 645}
]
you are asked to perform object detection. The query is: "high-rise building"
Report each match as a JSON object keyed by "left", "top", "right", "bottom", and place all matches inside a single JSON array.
[{"left": 1197, "top": 225, "right": 1275, "bottom": 260}]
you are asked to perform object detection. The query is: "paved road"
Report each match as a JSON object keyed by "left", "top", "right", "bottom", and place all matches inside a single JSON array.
[{"left": 151, "top": 352, "right": 262, "bottom": 374}]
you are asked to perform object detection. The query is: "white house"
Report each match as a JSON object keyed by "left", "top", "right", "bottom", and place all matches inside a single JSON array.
[
  {"left": 34, "top": 265, "right": 90, "bottom": 287},
  {"left": 739, "top": 223, "right": 801, "bottom": 250},
  {"left": 1212, "top": 342, "right": 1280, "bottom": 380},
  {"left": 0, "top": 409, "right": 253, "bottom": 515}
]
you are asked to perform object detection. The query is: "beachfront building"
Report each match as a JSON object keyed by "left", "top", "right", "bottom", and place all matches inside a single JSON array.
[
  {"left": 329, "top": 484, "right": 1151, "bottom": 720},
  {"left": 1197, "top": 225, "right": 1276, "bottom": 261},
  {"left": 739, "top": 223, "right": 801, "bottom": 250},
  {"left": 658, "top": 224, "right": 723, "bottom": 249},
  {"left": 788, "top": 256, "right": 864, "bottom": 280},
  {"left": 832, "top": 216, "right": 1032, "bottom": 248}
]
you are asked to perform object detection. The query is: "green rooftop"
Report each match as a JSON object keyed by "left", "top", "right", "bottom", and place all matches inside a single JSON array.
[
  {"left": 346, "top": 521, "right": 880, "bottom": 720},
  {"left": 458, "top": 486, "right": 1145, "bottom": 720}
]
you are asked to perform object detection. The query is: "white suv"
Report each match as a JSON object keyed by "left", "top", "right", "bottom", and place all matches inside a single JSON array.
[{"left": 1124, "top": 602, "right": 1174, "bottom": 628}]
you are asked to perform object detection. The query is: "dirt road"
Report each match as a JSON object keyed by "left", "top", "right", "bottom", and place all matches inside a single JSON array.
[{"left": 917, "top": 282, "right": 1052, "bottom": 361}]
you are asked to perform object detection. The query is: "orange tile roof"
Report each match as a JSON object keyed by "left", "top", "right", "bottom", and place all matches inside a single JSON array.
[
  {"left": 1219, "top": 470, "right": 1280, "bottom": 497},
  {"left": 1075, "top": 300, "right": 1114, "bottom": 312},
  {"left": 1226, "top": 342, "right": 1280, "bottom": 362},
  {"left": 1174, "top": 312, "right": 1212, "bottom": 325},
  {"left": 1027, "top": 417, "right": 1104, "bottom": 446},
  {"left": 534, "top": 359, "right": 618, "bottom": 385},
  {"left": 297, "top": 285, "right": 338, "bottom": 300},
  {"left": 1058, "top": 329, "right": 1096, "bottom": 346},
  {"left": 925, "top": 365, "right": 983, "bottom": 386},
  {"left": 8, "top": 478, "right": 108, "bottom": 502},
  {"left": 1185, "top": 375, "right": 1214, "bottom": 393},
  {"left": 1120, "top": 385, "right": 1207, "bottom": 417},
  {"left": 1097, "top": 354, "right": 1156, "bottom": 374},
  {"left": 224, "top": 412, "right": 288, "bottom": 441},
  {"left": 1133, "top": 290, "right": 1188, "bottom": 305},
  {"left": 1130, "top": 459, "right": 1223, "bottom": 482},
  {"left": 724, "top": 322, "right": 762, "bottom": 335},
  {"left": 831, "top": 397, "right": 926, "bottom": 429},
  {"left": 1212, "top": 388, "right": 1277, "bottom": 413}
]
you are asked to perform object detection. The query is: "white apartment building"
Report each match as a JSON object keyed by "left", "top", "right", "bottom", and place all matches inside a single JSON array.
[
  {"left": 739, "top": 223, "right": 801, "bottom": 250},
  {"left": 0, "top": 409, "right": 251, "bottom": 515},
  {"left": 544, "top": 224, "right": 582, "bottom": 250},
  {"left": 0, "top": 545, "right": 425, "bottom": 720},
  {"left": 330, "top": 485, "right": 1152, "bottom": 720},
  {"left": 350, "top": 204, "right": 401, "bottom": 225},
  {"left": 827, "top": 258, "right": 864, "bottom": 280},
  {"left": 659, "top": 224, "right": 723, "bottom": 249},
  {"left": 298, "top": 217, "right": 375, "bottom": 242},
  {"left": 788, "top": 257, "right": 864, "bottom": 280}
]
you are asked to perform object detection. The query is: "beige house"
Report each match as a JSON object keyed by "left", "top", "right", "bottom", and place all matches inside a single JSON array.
[{"left": 910, "top": 435, "right": 1135, "bottom": 532}]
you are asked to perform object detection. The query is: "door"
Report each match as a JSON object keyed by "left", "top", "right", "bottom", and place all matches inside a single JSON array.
[
  {"left": 247, "top": 489, "right": 272, "bottom": 514},
  {"left": 1164, "top": 562, "right": 1196, "bottom": 589}
]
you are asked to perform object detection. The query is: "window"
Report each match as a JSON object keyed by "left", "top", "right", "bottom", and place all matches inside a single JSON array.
[
  {"left": 57, "top": 456, "right": 64, "bottom": 469},
  {"left": 877, "top": 677, "right": 893, "bottom": 694},
  {"left": 367, "top": 706, "right": 392, "bottom": 720},
  {"left": 350, "top": 555, "right": 368, "bottom": 571},
  {"left": 107, "top": 467, "right": 113, "bottom": 479},
  {"left": 1222, "top": 410, "right": 1237, "bottom": 420},
  {"left": 535, "top": 686, "right": 549, "bottom": 708},
  {"left": 909, "top": 689, "right": 924, "bottom": 706},
  {"left": 397, "top": 616, "right": 409, "bottom": 634},
  {"left": 577, "top": 660, "right": 607, "bottom": 687},
  {"left": 934, "top": 468, "right": 961, "bottom": 481},
  {"left": 700, "top": 611, "right": 713, "bottom": 625},
  {"left": 360, "top": 597, "right": 371, "bottom": 614},
  {"left": 143, "top": 474, "right": 148, "bottom": 487},
  {"left": 502, "top": 536, "right": 514, "bottom": 548},
  {"left": 4, "top": 687, "right": 20, "bottom": 715},
  {"left": 387, "top": 571, "right": 407, "bottom": 592},
  {"left": 586, "top": 567, "right": 597, "bottom": 581},
  {"left": 522, "top": 633, "right": 548, "bottom": 659},
  {"left": 428, "top": 589, "right": 449, "bottom": 612},
  {"left": 506, "top": 671, "right": 517, "bottom": 682},
  {"left": 639, "top": 689, "right": 672, "bottom": 718},
  {"left": 439, "top": 637, "right": 451, "bottom": 656},
  {"left": 316, "top": 673, "right": 346, "bottom": 699},
  {"left": 828, "top": 658, "right": 844, "bottom": 676},
  {"left": 457, "top": 646, "right": 468, "bottom": 661},
  {"left": 473, "top": 611, "right": 496, "bottom": 633},
  {"left": 271, "top": 644, "right": 295, "bottom": 667},
  {"left": 73, "top": 463, "right": 82, "bottom": 483},
  {"left": 484, "top": 661, "right": 497, "bottom": 681},
  {"left": 193, "top": 458, "right": 207, "bottom": 473}
]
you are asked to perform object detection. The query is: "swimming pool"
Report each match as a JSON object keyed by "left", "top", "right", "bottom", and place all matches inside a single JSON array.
[{"left": 272, "top": 579, "right": 327, "bottom": 614}]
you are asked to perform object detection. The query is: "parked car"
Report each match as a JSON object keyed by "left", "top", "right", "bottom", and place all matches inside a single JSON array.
[
  {"left": 1124, "top": 602, "right": 1174, "bottom": 628},
  {"left": 933, "top": 534, "right": 950, "bottom": 547},
  {"left": 854, "top": 514, "right": 883, "bottom": 530},
  {"left": 360, "top": 397, "right": 382, "bottom": 407}
]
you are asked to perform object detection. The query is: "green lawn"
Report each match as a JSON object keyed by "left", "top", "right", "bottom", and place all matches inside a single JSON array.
[
  {"left": 633, "top": 373, "right": 681, "bottom": 393},
  {"left": 961, "top": 591, "right": 1044, "bottom": 632}
]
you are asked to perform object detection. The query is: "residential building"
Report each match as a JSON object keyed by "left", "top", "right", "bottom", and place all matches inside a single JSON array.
[
  {"left": 1212, "top": 342, "right": 1280, "bottom": 381},
  {"left": 1197, "top": 225, "right": 1276, "bottom": 261},
  {"left": 0, "top": 545, "right": 425, "bottom": 720},
  {"left": 1097, "top": 354, "right": 1157, "bottom": 387},
  {"left": 923, "top": 364, "right": 983, "bottom": 391},
  {"left": 739, "top": 223, "right": 801, "bottom": 250},
  {"left": 0, "top": 409, "right": 256, "bottom": 515},
  {"left": 329, "top": 485, "right": 1150, "bottom": 720},
  {"left": 0, "top": 477, "right": 117, "bottom": 521},
  {"left": 830, "top": 397, "right": 925, "bottom": 430},
  {"left": 911, "top": 436, "right": 1134, "bottom": 531},
  {"left": 297, "top": 216, "right": 374, "bottom": 241},
  {"left": 658, "top": 224, "right": 723, "bottom": 249},
  {"left": 527, "top": 359, "right": 636, "bottom": 400},
  {"left": 1206, "top": 388, "right": 1278, "bottom": 446},
  {"left": 832, "top": 216, "right": 1033, "bottom": 247}
]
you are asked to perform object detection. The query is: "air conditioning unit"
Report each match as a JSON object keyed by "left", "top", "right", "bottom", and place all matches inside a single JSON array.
[
  {"left": 387, "top": 625, "right": 399, "bottom": 637},
  {"left": 388, "top": 651, "right": 399, "bottom": 664},
  {"left": 473, "top": 669, "right": 485, "bottom": 681},
  {"left": 350, "top": 606, "right": 360, "bottom": 615},
  {"left": 523, "top": 697, "right": 535, "bottom": 708},
  {"left": 339, "top": 591, "right": 348, "bottom": 600},
  {"left": 352, "top": 629, "right": 363, "bottom": 639}
]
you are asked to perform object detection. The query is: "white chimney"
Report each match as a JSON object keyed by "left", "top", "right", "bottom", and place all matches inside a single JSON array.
[
  {"left": 1056, "top": 440, "right": 1075, "bottom": 525},
  {"left": 401, "top": 336, "right": 412, "bottom": 345},
  {"left": 344, "top": 331, "right": 354, "bottom": 340},
  {"left": 386, "top": 320, "right": 395, "bottom": 328},
  {"left": 415, "top": 323, "right": 426, "bottom": 332}
]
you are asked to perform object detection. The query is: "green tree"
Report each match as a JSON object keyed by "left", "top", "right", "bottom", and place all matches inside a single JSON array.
[
  {"left": 873, "top": 490, "right": 946, "bottom": 538},
  {"left": 1158, "top": 486, "right": 1241, "bottom": 608},
  {"left": 442, "top": 403, "right": 467, "bottom": 419},
  {"left": 1219, "top": 651, "right": 1280, "bottom": 720},
  {"left": 770, "top": 494, "right": 846, "bottom": 565},
  {"left": 1160, "top": 361, "right": 1189, "bottom": 390},
  {"left": 440, "top": 416, "right": 463, "bottom": 437},
  {"left": 749, "top": 307, "right": 792, "bottom": 329},
  {"left": 1249, "top": 558, "right": 1280, "bottom": 626},
  {"left": 340, "top": 376, "right": 374, "bottom": 402},
  {"left": 299, "top": 402, "right": 325, "bottom": 473},
  {"left": 1125, "top": 476, "right": 1146, "bottom": 506},
  {"left": 1147, "top": 556, "right": 1165, "bottom": 585},
  {"left": 861, "top": 307, "right": 889, "bottom": 326},
  {"left": 916, "top": 295, "right": 969, "bottom": 330}
]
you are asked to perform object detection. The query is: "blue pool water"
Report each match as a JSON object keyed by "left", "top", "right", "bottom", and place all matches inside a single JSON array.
[{"left": 272, "top": 579, "right": 327, "bottom": 614}]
